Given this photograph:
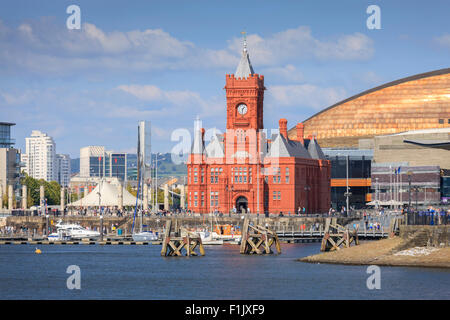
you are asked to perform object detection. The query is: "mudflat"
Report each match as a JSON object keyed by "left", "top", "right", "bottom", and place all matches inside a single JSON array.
[{"left": 299, "top": 238, "right": 450, "bottom": 268}]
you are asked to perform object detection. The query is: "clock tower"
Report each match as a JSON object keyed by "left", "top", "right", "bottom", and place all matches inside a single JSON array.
[{"left": 224, "top": 37, "right": 265, "bottom": 131}]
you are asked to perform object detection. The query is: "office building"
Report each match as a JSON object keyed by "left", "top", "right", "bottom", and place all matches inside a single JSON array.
[{"left": 56, "top": 154, "right": 71, "bottom": 187}]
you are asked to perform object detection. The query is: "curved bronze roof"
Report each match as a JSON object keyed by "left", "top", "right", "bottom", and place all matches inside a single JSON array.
[
  {"left": 303, "top": 68, "right": 450, "bottom": 123},
  {"left": 288, "top": 67, "right": 450, "bottom": 148}
]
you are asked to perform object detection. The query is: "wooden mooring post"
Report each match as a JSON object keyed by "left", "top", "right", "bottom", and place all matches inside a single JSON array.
[
  {"left": 388, "top": 216, "right": 403, "bottom": 238},
  {"left": 160, "top": 219, "right": 205, "bottom": 257},
  {"left": 320, "top": 218, "right": 359, "bottom": 252},
  {"left": 240, "top": 217, "right": 281, "bottom": 255}
]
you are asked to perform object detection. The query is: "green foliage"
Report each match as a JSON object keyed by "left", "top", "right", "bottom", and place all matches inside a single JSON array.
[
  {"left": 70, "top": 193, "right": 79, "bottom": 202},
  {"left": 2, "top": 193, "right": 7, "bottom": 207},
  {"left": 20, "top": 173, "right": 61, "bottom": 206},
  {"left": 127, "top": 183, "right": 137, "bottom": 197}
]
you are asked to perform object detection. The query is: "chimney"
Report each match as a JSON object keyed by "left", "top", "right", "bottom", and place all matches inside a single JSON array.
[
  {"left": 296, "top": 123, "right": 304, "bottom": 145},
  {"left": 279, "top": 118, "right": 288, "bottom": 139}
]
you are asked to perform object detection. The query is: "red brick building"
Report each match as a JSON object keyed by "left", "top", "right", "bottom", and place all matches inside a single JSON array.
[{"left": 187, "top": 40, "right": 331, "bottom": 215}]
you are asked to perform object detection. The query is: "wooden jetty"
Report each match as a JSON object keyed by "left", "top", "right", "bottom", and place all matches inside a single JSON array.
[
  {"left": 160, "top": 219, "right": 205, "bottom": 257},
  {"left": 240, "top": 217, "right": 281, "bottom": 255},
  {"left": 320, "top": 218, "right": 359, "bottom": 252}
]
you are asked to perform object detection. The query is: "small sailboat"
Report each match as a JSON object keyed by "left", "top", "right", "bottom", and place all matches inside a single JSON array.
[{"left": 194, "top": 213, "right": 223, "bottom": 245}]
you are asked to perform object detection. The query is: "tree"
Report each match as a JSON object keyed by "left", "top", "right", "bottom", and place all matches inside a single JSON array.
[
  {"left": 20, "top": 173, "right": 61, "bottom": 206},
  {"left": 127, "top": 183, "right": 137, "bottom": 197}
]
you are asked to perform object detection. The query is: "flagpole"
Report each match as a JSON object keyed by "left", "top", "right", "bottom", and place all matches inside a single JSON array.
[
  {"left": 399, "top": 167, "right": 402, "bottom": 208},
  {"left": 389, "top": 166, "right": 392, "bottom": 209}
]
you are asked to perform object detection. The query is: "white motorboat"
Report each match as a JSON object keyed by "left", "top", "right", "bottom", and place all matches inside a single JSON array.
[
  {"left": 48, "top": 228, "right": 71, "bottom": 242},
  {"left": 52, "top": 220, "right": 100, "bottom": 240},
  {"left": 132, "top": 230, "right": 158, "bottom": 241},
  {"left": 197, "top": 231, "right": 223, "bottom": 245}
]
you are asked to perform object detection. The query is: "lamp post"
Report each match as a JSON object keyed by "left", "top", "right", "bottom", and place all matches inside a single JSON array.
[
  {"left": 304, "top": 185, "right": 310, "bottom": 215},
  {"left": 346, "top": 155, "right": 350, "bottom": 214},
  {"left": 100, "top": 214, "right": 103, "bottom": 242},
  {"left": 45, "top": 214, "right": 49, "bottom": 237},
  {"left": 375, "top": 177, "right": 379, "bottom": 210},
  {"left": 414, "top": 186, "right": 419, "bottom": 211},
  {"left": 407, "top": 171, "right": 412, "bottom": 212},
  {"left": 154, "top": 153, "right": 165, "bottom": 213},
  {"left": 97, "top": 189, "right": 103, "bottom": 241}
]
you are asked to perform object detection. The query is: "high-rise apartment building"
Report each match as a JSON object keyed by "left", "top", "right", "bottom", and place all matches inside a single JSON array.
[{"left": 24, "top": 130, "right": 57, "bottom": 182}]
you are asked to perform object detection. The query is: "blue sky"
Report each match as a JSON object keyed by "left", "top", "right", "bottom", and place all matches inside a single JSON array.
[{"left": 1, "top": 0, "right": 449, "bottom": 158}]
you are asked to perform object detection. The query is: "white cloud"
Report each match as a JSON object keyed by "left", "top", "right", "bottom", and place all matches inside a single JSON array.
[
  {"left": 227, "top": 26, "right": 374, "bottom": 66},
  {"left": 357, "top": 71, "right": 383, "bottom": 87},
  {"left": 0, "top": 90, "right": 36, "bottom": 105},
  {"left": 116, "top": 84, "right": 223, "bottom": 117},
  {"left": 117, "top": 85, "right": 164, "bottom": 101},
  {"left": 435, "top": 34, "right": 450, "bottom": 48},
  {"left": 262, "top": 65, "right": 303, "bottom": 82},
  {"left": 0, "top": 19, "right": 374, "bottom": 76},
  {"left": 268, "top": 84, "right": 347, "bottom": 110}
]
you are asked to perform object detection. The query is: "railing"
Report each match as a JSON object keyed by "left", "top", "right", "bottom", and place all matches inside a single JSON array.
[{"left": 406, "top": 211, "right": 450, "bottom": 225}]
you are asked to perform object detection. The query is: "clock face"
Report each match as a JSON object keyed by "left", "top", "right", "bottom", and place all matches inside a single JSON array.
[{"left": 237, "top": 103, "right": 248, "bottom": 115}]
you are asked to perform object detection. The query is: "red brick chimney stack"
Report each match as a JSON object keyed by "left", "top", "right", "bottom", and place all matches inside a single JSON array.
[
  {"left": 279, "top": 118, "right": 288, "bottom": 139},
  {"left": 296, "top": 122, "right": 304, "bottom": 145}
]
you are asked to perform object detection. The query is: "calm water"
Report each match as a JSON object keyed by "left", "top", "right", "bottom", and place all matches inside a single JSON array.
[{"left": 0, "top": 243, "right": 449, "bottom": 299}]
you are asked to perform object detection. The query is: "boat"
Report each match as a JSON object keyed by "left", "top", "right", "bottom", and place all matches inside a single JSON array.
[
  {"left": 212, "top": 223, "right": 242, "bottom": 242},
  {"left": 48, "top": 220, "right": 100, "bottom": 240},
  {"left": 132, "top": 224, "right": 158, "bottom": 241},
  {"left": 197, "top": 230, "right": 223, "bottom": 245}
]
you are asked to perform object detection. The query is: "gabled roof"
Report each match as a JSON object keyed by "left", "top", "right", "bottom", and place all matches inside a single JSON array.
[
  {"left": 267, "top": 133, "right": 311, "bottom": 158},
  {"left": 205, "top": 132, "right": 225, "bottom": 158},
  {"left": 307, "top": 137, "right": 327, "bottom": 159}
]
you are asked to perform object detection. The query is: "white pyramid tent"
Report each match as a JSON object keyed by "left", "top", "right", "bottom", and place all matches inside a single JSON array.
[{"left": 68, "top": 180, "right": 141, "bottom": 207}]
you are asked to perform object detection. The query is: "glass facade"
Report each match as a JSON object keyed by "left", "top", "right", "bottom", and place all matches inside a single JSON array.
[
  {"left": 110, "top": 153, "right": 126, "bottom": 181},
  {"left": 441, "top": 176, "right": 450, "bottom": 198},
  {"left": 329, "top": 156, "right": 371, "bottom": 179},
  {"left": 0, "top": 123, "right": 15, "bottom": 148},
  {"left": 324, "top": 149, "right": 373, "bottom": 210},
  {"left": 87, "top": 152, "right": 127, "bottom": 180},
  {"left": 89, "top": 156, "right": 104, "bottom": 177}
]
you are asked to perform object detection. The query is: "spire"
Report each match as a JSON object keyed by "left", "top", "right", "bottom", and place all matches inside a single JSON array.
[{"left": 235, "top": 31, "right": 255, "bottom": 79}]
